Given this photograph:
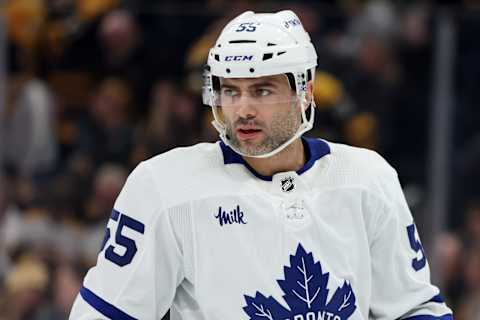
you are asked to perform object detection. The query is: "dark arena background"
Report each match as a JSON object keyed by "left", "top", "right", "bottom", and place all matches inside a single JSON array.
[{"left": 0, "top": 0, "right": 479, "bottom": 319}]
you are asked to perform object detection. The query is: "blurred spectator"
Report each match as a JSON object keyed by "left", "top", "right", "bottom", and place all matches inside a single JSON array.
[
  {"left": 199, "top": 109, "right": 219, "bottom": 143},
  {"left": 457, "top": 245, "right": 480, "bottom": 320},
  {"left": 75, "top": 77, "right": 135, "bottom": 168},
  {"left": 84, "top": 164, "right": 127, "bottom": 224},
  {"left": 48, "top": 263, "right": 83, "bottom": 320},
  {"left": 311, "top": 2, "right": 402, "bottom": 156},
  {"left": 0, "top": 72, "right": 57, "bottom": 178},
  {"left": 39, "top": 0, "right": 119, "bottom": 71},
  {"left": 0, "top": 173, "right": 76, "bottom": 266},
  {"left": 0, "top": 256, "right": 49, "bottom": 320},
  {"left": 170, "top": 92, "right": 202, "bottom": 145},
  {"left": 5, "top": 0, "right": 46, "bottom": 70},
  {"left": 0, "top": 174, "right": 5, "bottom": 215},
  {"left": 456, "top": 1, "right": 480, "bottom": 148},
  {"left": 77, "top": 0, "right": 119, "bottom": 22},
  {"left": 338, "top": 31, "right": 399, "bottom": 154},
  {"left": 145, "top": 80, "right": 202, "bottom": 154},
  {"left": 457, "top": 136, "right": 480, "bottom": 208},
  {"left": 435, "top": 232, "right": 464, "bottom": 309},
  {"left": 343, "top": 112, "right": 379, "bottom": 150},
  {"left": 96, "top": 9, "right": 160, "bottom": 113},
  {"left": 1, "top": 195, "right": 54, "bottom": 263},
  {"left": 308, "top": 70, "right": 359, "bottom": 153},
  {"left": 0, "top": 174, "right": 9, "bottom": 282},
  {"left": 81, "top": 164, "right": 127, "bottom": 264},
  {"left": 348, "top": 0, "right": 398, "bottom": 41},
  {"left": 391, "top": 3, "right": 433, "bottom": 186},
  {"left": 98, "top": 9, "right": 139, "bottom": 71},
  {"left": 144, "top": 79, "right": 177, "bottom": 153},
  {"left": 463, "top": 200, "right": 480, "bottom": 248}
]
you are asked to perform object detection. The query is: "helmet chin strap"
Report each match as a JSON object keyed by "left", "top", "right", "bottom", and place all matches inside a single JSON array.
[{"left": 212, "top": 93, "right": 315, "bottom": 159}]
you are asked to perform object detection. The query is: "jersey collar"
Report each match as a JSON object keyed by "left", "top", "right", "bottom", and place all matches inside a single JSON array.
[{"left": 220, "top": 137, "right": 330, "bottom": 181}]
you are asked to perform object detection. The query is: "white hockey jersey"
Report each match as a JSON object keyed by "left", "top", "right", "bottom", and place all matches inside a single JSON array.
[{"left": 69, "top": 138, "right": 453, "bottom": 320}]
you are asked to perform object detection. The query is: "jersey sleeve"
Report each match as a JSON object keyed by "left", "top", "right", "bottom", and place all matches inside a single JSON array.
[
  {"left": 368, "top": 167, "right": 453, "bottom": 320},
  {"left": 69, "top": 162, "right": 184, "bottom": 320}
]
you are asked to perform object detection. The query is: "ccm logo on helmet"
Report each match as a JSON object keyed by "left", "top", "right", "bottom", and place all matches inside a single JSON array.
[{"left": 225, "top": 55, "right": 254, "bottom": 61}]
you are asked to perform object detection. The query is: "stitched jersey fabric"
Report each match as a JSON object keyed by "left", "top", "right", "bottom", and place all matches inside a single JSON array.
[{"left": 69, "top": 138, "right": 453, "bottom": 320}]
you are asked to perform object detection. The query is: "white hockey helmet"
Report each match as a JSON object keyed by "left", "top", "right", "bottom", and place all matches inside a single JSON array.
[{"left": 203, "top": 10, "right": 318, "bottom": 158}]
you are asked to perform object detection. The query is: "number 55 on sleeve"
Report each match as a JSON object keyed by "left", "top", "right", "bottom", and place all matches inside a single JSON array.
[{"left": 70, "top": 162, "right": 183, "bottom": 320}]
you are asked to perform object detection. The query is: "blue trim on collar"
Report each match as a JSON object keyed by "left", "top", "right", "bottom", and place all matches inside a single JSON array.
[
  {"left": 219, "top": 137, "right": 330, "bottom": 181},
  {"left": 428, "top": 293, "right": 445, "bottom": 304}
]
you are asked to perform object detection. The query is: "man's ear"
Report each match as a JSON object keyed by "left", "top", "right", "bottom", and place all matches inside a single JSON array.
[{"left": 306, "top": 80, "right": 314, "bottom": 105}]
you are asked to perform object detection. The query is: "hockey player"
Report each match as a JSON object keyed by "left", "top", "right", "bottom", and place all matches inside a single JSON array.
[{"left": 70, "top": 10, "right": 453, "bottom": 320}]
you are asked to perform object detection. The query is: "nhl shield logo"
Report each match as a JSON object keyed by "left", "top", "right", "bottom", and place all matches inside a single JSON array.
[{"left": 281, "top": 176, "right": 295, "bottom": 192}]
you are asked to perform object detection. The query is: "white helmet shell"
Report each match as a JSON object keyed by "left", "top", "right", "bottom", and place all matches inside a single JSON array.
[
  {"left": 203, "top": 10, "right": 318, "bottom": 158},
  {"left": 208, "top": 10, "right": 317, "bottom": 78}
]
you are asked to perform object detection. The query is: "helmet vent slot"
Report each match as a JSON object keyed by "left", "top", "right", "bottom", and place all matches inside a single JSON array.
[
  {"left": 228, "top": 40, "right": 256, "bottom": 44},
  {"left": 277, "top": 51, "right": 286, "bottom": 56},
  {"left": 267, "top": 43, "right": 277, "bottom": 46},
  {"left": 214, "top": 54, "right": 220, "bottom": 61},
  {"left": 262, "top": 53, "right": 273, "bottom": 61}
]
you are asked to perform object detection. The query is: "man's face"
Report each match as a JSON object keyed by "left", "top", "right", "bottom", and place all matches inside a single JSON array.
[{"left": 218, "top": 74, "right": 301, "bottom": 156}]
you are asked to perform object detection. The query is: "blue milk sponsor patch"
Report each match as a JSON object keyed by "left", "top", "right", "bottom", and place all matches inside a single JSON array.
[{"left": 243, "top": 243, "right": 356, "bottom": 320}]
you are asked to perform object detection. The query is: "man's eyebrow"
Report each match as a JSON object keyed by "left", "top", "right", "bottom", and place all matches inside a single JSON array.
[
  {"left": 250, "top": 81, "right": 278, "bottom": 88},
  {"left": 219, "top": 83, "right": 238, "bottom": 89},
  {"left": 220, "top": 81, "right": 278, "bottom": 89}
]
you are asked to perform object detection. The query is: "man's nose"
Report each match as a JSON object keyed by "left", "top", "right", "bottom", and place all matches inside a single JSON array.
[{"left": 235, "top": 95, "right": 257, "bottom": 119}]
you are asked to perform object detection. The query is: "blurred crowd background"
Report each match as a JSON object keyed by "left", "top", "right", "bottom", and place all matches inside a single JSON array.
[{"left": 0, "top": 0, "right": 479, "bottom": 319}]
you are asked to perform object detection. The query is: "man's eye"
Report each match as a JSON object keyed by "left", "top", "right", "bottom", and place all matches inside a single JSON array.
[
  {"left": 223, "top": 89, "right": 237, "bottom": 97},
  {"left": 256, "top": 89, "right": 271, "bottom": 97}
]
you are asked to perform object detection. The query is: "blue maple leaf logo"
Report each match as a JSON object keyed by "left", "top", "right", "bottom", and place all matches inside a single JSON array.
[{"left": 243, "top": 244, "right": 356, "bottom": 320}]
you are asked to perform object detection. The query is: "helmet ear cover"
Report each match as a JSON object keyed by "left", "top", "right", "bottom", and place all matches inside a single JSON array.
[
  {"left": 212, "top": 75, "right": 220, "bottom": 92},
  {"left": 286, "top": 73, "right": 296, "bottom": 92}
]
